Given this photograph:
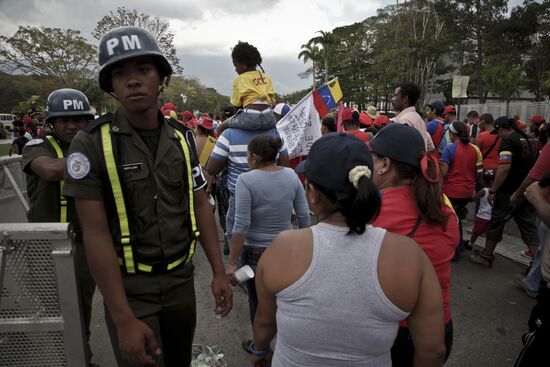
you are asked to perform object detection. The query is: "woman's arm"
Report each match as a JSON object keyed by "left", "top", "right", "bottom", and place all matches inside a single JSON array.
[
  {"left": 226, "top": 176, "right": 252, "bottom": 281},
  {"left": 407, "top": 249, "right": 446, "bottom": 367},
  {"left": 293, "top": 175, "right": 311, "bottom": 228},
  {"left": 251, "top": 249, "right": 278, "bottom": 366}
]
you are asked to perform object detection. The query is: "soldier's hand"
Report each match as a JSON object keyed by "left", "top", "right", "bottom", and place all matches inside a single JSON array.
[
  {"left": 212, "top": 273, "right": 233, "bottom": 318},
  {"left": 117, "top": 317, "right": 161, "bottom": 366}
]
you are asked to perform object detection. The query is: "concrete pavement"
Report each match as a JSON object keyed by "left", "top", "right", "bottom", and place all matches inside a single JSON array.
[
  {"left": 0, "top": 180, "right": 537, "bottom": 366},
  {"left": 88, "top": 217, "right": 536, "bottom": 367}
]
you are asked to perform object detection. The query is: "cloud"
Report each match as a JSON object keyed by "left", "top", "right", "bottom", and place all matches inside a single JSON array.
[{"left": 0, "top": 0, "right": 439, "bottom": 95}]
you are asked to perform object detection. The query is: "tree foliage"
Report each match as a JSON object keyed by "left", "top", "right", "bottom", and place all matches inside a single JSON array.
[
  {"left": 93, "top": 6, "right": 183, "bottom": 74},
  {"left": 0, "top": 26, "right": 97, "bottom": 92},
  {"left": 163, "top": 76, "right": 229, "bottom": 115},
  {"left": 298, "top": 42, "right": 321, "bottom": 88},
  {"left": 297, "top": 0, "right": 550, "bottom": 110}
]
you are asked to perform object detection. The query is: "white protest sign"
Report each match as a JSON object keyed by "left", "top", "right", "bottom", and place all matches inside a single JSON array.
[{"left": 276, "top": 92, "right": 321, "bottom": 159}]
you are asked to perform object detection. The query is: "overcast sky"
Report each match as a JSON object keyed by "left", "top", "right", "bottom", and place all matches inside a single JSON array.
[{"left": 0, "top": 0, "right": 524, "bottom": 97}]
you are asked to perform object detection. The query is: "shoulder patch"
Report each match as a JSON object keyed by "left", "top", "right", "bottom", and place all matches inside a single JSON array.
[
  {"left": 84, "top": 113, "right": 113, "bottom": 133},
  {"left": 25, "top": 138, "right": 44, "bottom": 147},
  {"left": 67, "top": 152, "right": 91, "bottom": 180}
]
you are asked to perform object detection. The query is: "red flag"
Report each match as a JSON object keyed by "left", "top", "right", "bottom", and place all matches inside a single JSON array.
[{"left": 336, "top": 101, "right": 344, "bottom": 132}]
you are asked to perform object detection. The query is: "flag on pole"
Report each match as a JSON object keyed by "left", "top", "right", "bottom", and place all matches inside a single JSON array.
[
  {"left": 276, "top": 91, "right": 321, "bottom": 159},
  {"left": 312, "top": 78, "right": 343, "bottom": 118}
]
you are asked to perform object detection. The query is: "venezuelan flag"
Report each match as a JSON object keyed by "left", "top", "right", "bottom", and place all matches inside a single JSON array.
[{"left": 312, "top": 79, "right": 343, "bottom": 118}]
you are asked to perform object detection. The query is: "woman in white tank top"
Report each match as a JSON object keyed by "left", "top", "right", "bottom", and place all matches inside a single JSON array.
[{"left": 249, "top": 133, "right": 446, "bottom": 367}]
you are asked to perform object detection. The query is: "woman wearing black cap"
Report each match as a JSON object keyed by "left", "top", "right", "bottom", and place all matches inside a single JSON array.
[
  {"left": 250, "top": 133, "right": 446, "bottom": 367},
  {"left": 369, "top": 123, "right": 459, "bottom": 366}
]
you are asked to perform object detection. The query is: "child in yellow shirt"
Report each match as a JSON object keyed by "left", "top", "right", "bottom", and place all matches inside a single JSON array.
[{"left": 222, "top": 41, "right": 278, "bottom": 131}]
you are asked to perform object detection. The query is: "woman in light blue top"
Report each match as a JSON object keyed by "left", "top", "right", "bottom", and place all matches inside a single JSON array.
[{"left": 225, "top": 135, "right": 310, "bottom": 352}]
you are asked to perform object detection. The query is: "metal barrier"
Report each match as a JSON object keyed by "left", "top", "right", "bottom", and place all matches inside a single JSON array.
[
  {"left": 458, "top": 101, "right": 550, "bottom": 122},
  {"left": 0, "top": 156, "right": 29, "bottom": 223},
  {"left": 0, "top": 223, "right": 87, "bottom": 366}
]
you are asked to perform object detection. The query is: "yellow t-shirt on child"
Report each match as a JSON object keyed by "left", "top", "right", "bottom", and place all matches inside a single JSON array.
[{"left": 231, "top": 71, "right": 276, "bottom": 107}]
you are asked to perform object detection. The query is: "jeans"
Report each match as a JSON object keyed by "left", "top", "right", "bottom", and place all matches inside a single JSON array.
[
  {"left": 242, "top": 245, "right": 267, "bottom": 323},
  {"left": 229, "top": 109, "right": 277, "bottom": 130},
  {"left": 525, "top": 222, "right": 547, "bottom": 297}
]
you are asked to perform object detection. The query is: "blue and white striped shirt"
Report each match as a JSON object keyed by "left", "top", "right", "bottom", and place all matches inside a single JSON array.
[{"left": 210, "top": 128, "right": 288, "bottom": 193}]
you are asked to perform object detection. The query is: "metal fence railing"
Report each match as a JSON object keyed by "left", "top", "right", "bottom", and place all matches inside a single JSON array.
[
  {"left": 0, "top": 156, "right": 29, "bottom": 223},
  {"left": 458, "top": 101, "right": 550, "bottom": 122},
  {"left": 0, "top": 223, "right": 87, "bottom": 366}
]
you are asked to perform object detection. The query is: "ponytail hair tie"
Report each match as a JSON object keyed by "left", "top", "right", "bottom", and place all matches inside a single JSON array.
[
  {"left": 420, "top": 154, "right": 440, "bottom": 183},
  {"left": 348, "top": 165, "right": 372, "bottom": 189}
]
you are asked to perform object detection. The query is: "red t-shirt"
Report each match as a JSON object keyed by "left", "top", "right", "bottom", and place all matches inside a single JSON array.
[
  {"left": 529, "top": 142, "right": 550, "bottom": 201},
  {"left": 346, "top": 129, "right": 370, "bottom": 143},
  {"left": 371, "top": 186, "right": 459, "bottom": 324},
  {"left": 476, "top": 131, "right": 500, "bottom": 170},
  {"left": 441, "top": 142, "right": 483, "bottom": 199}
]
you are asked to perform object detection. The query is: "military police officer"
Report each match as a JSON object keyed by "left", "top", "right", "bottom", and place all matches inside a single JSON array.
[
  {"left": 62, "top": 26, "right": 233, "bottom": 367},
  {"left": 22, "top": 88, "right": 96, "bottom": 365}
]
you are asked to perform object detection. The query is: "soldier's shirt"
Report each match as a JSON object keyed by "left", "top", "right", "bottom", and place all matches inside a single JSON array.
[
  {"left": 62, "top": 109, "right": 206, "bottom": 261},
  {"left": 22, "top": 137, "right": 81, "bottom": 228}
]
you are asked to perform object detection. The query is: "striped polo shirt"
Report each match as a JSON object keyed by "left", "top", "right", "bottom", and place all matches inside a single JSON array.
[{"left": 211, "top": 128, "right": 288, "bottom": 193}]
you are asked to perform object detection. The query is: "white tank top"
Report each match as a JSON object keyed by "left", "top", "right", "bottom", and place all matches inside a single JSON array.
[{"left": 272, "top": 223, "right": 410, "bottom": 367}]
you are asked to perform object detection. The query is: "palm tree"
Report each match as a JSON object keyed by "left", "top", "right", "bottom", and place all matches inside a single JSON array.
[
  {"left": 298, "top": 42, "right": 321, "bottom": 89},
  {"left": 309, "top": 30, "right": 336, "bottom": 83}
]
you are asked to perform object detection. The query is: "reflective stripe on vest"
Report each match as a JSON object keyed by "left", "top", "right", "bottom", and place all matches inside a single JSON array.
[
  {"left": 100, "top": 123, "right": 199, "bottom": 274},
  {"left": 46, "top": 135, "right": 67, "bottom": 223}
]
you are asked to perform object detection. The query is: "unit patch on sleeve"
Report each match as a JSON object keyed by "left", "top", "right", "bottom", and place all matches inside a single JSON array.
[{"left": 67, "top": 152, "right": 91, "bottom": 180}]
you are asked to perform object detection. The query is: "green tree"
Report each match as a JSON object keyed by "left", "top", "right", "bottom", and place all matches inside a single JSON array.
[
  {"left": 446, "top": 0, "right": 508, "bottom": 102},
  {"left": 309, "top": 30, "right": 337, "bottom": 83},
  {"left": 0, "top": 26, "right": 97, "bottom": 92},
  {"left": 484, "top": 64, "right": 524, "bottom": 115},
  {"left": 93, "top": 6, "right": 183, "bottom": 74},
  {"left": 298, "top": 42, "right": 321, "bottom": 89}
]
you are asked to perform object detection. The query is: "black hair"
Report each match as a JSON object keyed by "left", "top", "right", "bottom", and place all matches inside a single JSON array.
[
  {"left": 223, "top": 105, "right": 236, "bottom": 118},
  {"left": 451, "top": 121, "right": 470, "bottom": 144},
  {"left": 343, "top": 111, "right": 361, "bottom": 130},
  {"left": 481, "top": 170, "right": 495, "bottom": 187},
  {"left": 391, "top": 156, "right": 447, "bottom": 226},
  {"left": 479, "top": 113, "right": 494, "bottom": 125},
  {"left": 322, "top": 114, "right": 337, "bottom": 132},
  {"left": 248, "top": 135, "right": 282, "bottom": 164},
  {"left": 308, "top": 175, "right": 381, "bottom": 235},
  {"left": 196, "top": 124, "right": 214, "bottom": 137},
  {"left": 398, "top": 82, "right": 421, "bottom": 107},
  {"left": 467, "top": 111, "right": 479, "bottom": 118},
  {"left": 231, "top": 41, "right": 264, "bottom": 72}
]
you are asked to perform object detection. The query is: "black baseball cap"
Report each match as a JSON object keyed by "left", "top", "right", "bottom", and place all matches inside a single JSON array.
[
  {"left": 368, "top": 123, "right": 424, "bottom": 168},
  {"left": 295, "top": 133, "right": 373, "bottom": 199},
  {"left": 491, "top": 116, "right": 514, "bottom": 135}
]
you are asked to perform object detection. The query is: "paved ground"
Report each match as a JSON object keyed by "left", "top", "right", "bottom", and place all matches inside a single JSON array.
[
  {"left": 0, "top": 171, "right": 538, "bottom": 366},
  {"left": 87, "top": 214, "right": 537, "bottom": 367}
]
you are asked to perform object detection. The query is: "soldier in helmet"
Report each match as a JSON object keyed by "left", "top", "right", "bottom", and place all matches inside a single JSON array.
[
  {"left": 22, "top": 88, "right": 96, "bottom": 365},
  {"left": 62, "top": 26, "right": 232, "bottom": 367}
]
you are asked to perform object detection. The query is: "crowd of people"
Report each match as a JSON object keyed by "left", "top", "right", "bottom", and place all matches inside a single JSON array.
[{"left": 10, "top": 25, "right": 550, "bottom": 367}]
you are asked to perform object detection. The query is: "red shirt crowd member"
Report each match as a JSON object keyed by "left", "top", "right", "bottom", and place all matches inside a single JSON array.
[
  {"left": 369, "top": 123, "right": 459, "bottom": 366},
  {"left": 342, "top": 108, "right": 370, "bottom": 143},
  {"left": 475, "top": 113, "right": 500, "bottom": 170},
  {"left": 440, "top": 121, "right": 483, "bottom": 200}
]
